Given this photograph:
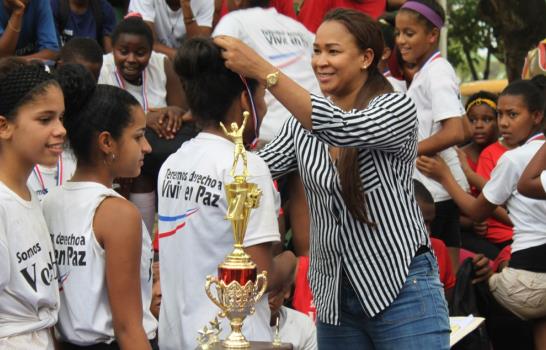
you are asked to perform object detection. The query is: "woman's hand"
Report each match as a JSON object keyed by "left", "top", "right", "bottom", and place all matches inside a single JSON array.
[
  {"left": 213, "top": 35, "right": 276, "bottom": 82},
  {"left": 416, "top": 155, "right": 451, "bottom": 183}
]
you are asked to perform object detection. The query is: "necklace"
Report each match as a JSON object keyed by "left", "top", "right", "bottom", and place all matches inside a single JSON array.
[
  {"left": 33, "top": 156, "right": 63, "bottom": 194},
  {"left": 114, "top": 68, "right": 149, "bottom": 113},
  {"left": 168, "top": 7, "right": 182, "bottom": 37},
  {"left": 170, "top": 14, "right": 181, "bottom": 36}
]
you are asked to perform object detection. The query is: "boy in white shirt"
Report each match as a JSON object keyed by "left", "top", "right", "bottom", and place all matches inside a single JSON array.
[{"left": 129, "top": 0, "right": 213, "bottom": 59}]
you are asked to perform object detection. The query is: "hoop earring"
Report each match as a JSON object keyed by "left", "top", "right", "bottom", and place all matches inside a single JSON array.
[{"left": 103, "top": 153, "right": 116, "bottom": 165}]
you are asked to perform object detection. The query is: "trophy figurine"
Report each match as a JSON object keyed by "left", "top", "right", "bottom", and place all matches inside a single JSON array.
[{"left": 205, "top": 112, "right": 268, "bottom": 349}]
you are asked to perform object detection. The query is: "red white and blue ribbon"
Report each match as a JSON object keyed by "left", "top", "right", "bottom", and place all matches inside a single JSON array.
[
  {"left": 114, "top": 68, "right": 149, "bottom": 113},
  {"left": 239, "top": 74, "right": 260, "bottom": 149},
  {"left": 420, "top": 50, "right": 442, "bottom": 69},
  {"left": 526, "top": 132, "right": 546, "bottom": 144},
  {"left": 33, "top": 156, "right": 63, "bottom": 193}
]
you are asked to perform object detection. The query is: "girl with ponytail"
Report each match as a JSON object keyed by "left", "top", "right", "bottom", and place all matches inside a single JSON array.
[
  {"left": 396, "top": 0, "right": 468, "bottom": 274},
  {"left": 215, "top": 8, "right": 450, "bottom": 349},
  {"left": 42, "top": 64, "right": 157, "bottom": 350}
]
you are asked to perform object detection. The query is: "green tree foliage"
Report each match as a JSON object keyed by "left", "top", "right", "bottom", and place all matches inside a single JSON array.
[
  {"left": 448, "top": 0, "right": 546, "bottom": 82},
  {"left": 479, "top": 0, "right": 546, "bottom": 81},
  {"left": 447, "top": 0, "right": 499, "bottom": 81}
]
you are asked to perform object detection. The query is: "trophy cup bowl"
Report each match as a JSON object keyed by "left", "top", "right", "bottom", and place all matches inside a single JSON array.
[{"left": 205, "top": 267, "right": 267, "bottom": 348}]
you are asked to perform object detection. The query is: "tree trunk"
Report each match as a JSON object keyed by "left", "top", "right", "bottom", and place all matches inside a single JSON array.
[
  {"left": 479, "top": 0, "right": 546, "bottom": 81},
  {"left": 463, "top": 44, "right": 479, "bottom": 80},
  {"left": 503, "top": 33, "right": 532, "bottom": 81}
]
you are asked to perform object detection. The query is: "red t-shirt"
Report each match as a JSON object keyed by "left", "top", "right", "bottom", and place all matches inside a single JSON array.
[
  {"left": 492, "top": 245, "right": 512, "bottom": 272},
  {"left": 292, "top": 256, "right": 316, "bottom": 322},
  {"left": 221, "top": 0, "right": 301, "bottom": 22},
  {"left": 269, "top": 0, "right": 298, "bottom": 19},
  {"left": 476, "top": 141, "right": 513, "bottom": 243},
  {"left": 274, "top": 0, "right": 386, "bottom": 33},
  {"left": 431, "top": 238, "right": 456, "bottom": 290}
]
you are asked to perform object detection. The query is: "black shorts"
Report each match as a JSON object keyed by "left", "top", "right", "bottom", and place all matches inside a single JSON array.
[
  {"left": 61, "top": 337, "right": 158, "bottom": 350},
  {"left": 430, "top": 199, "right": 461, "bottom": 248},
  {"left": 61, "top": 342, "right": 120, "bottom": 350}
]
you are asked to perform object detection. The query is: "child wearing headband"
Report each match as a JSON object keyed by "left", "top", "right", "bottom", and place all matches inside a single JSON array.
[
  {"left": 0, "top": 64, "right": 64, "bottom": 349},
  {"left": 43, "top": 64, "right": 157, "bottom": 350},
  {"left": 396, "top": 0, "right": 468, "bottom": 273},
  {"left": 457, "top": 92, "right": 515, "bottom": 260},
  {"left": 157, "top": 37, "right": 296, "bottom": 350},
  {"left": 460, "top": 91, "right": 499, "bottom": 196}
]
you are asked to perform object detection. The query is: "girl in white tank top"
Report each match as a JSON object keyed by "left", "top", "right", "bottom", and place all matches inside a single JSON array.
[
  {"left": 41, "top": 64, "right": 156, "bottom": 350},
  {"left": 0, "top": 64, "right": 64, "bottom": 349}
]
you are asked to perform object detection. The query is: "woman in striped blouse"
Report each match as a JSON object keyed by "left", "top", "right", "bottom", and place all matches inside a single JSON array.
[{"left": 214, "top": 8, "right": 450, "bottom": 350}]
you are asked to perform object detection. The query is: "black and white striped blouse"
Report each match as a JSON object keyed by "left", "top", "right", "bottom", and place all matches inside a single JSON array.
[{"left": 257, "top": 92, "right": 430, "bottom": 325}]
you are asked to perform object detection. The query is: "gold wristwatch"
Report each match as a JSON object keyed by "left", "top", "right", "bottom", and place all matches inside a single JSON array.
[{"left": 265, "top": 71, "right": 280, "bottom": 89}]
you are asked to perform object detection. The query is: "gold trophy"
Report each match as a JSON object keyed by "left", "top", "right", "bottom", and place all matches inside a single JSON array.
[{"left": 205, "top": 112, "right": 268, "bottom": 349}]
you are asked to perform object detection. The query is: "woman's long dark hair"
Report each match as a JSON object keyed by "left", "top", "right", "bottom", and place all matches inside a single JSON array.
[{"left": 323, "top": 9, "right": 393, "bottom": 225}]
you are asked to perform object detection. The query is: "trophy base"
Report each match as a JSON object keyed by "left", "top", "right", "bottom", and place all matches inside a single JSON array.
[{"left": 195, "top": 341, "right": 293, "bottom": 350}]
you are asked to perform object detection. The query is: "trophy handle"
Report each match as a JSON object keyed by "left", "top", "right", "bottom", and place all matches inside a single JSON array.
[
  {"left": 205, "top": 275, "right": 226, "bottom": 317},
  {"left": 253, "top": 271, "right": 268, "bottom": 303}
]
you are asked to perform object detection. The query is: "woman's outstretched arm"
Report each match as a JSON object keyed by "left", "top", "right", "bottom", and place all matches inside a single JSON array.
[{"left": 213, "top": 36, "right": 313, "bottom": 128}]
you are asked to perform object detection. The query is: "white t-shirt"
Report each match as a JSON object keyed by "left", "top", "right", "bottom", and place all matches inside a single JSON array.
[
  {"left": 157, "top": 132, "right": 280, "bottom": 350},
  {"left": 99, "top": 51, "right": 168, "bottom": 110},
  {"left": 386, "top": 75, "right": 407, "bottom": 93},
  {"left": 128, "top": 0, "right": 213, "bottom": 48},
  {"left": 482, "top": 139, "right": 546, "bottom": 253},
  {"left": 213, "top": 7, "right": 320, "bottom": 143},
  {"left": 41, "top": 182, "right": 157, "bottom": 345},
  {"left": 26, "top": 151, "right": 77, "bottom": 202},
  {"left": 0, "top": 329, "right": 54, "bottom": 349},
  {"left": 272, "top": 306, "right": 317, "bottom": 350},
  {"left": 0, "top": 182, "right": 59, "bottom": 342},
  {"left": 407, "top": 56, "right": 468, "bottom": 202}
]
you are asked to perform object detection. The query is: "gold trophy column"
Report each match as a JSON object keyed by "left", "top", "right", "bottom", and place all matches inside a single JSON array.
[{"left": 204, "top": 112, "right": 268, "bottom": 349}]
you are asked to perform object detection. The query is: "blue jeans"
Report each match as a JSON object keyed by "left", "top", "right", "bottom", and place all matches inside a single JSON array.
[{"left": 317, "top": 252, "right": 450, "bottom": 350}]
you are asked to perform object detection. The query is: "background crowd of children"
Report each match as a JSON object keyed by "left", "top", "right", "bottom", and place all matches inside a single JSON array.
[{"left": 1, "top": 0, "right": 546, "bottom": 349}]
